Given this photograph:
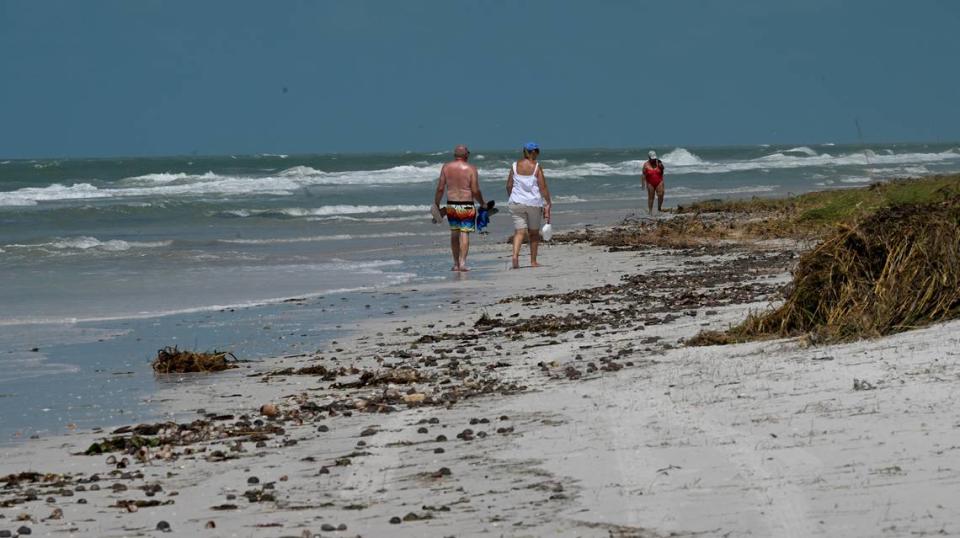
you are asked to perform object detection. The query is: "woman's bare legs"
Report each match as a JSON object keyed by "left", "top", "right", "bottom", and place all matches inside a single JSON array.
[
  {"left": 511, "top": 229, "right": 525, "bottom": 269},
  {"left": 529, "top": 229, "right": 541, "bottom": 267}
]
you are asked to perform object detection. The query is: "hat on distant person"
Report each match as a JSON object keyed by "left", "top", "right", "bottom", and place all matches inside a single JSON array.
[
  {"left": 523, "top": 142, "right": 540, "bottom": 152},
  {"left": 648, "top": 150, "right": 657, "bottom": 159}
]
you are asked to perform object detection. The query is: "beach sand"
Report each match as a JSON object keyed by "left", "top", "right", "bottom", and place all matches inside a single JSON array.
[{"left": 2, "top": 230, "right": 959, "bottom": 537}]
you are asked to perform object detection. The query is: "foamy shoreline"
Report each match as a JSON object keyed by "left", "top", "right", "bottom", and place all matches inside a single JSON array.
[{"left": 2, "top": 232, "right": 959, "bottom": 537}]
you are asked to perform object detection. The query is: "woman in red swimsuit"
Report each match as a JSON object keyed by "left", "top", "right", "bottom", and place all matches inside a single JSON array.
[{"left": 642, "top": 150, "right": 665, "bottom": 215}]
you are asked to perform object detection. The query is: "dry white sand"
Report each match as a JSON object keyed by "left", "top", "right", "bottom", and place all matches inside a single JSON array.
[{"left": 2, "top": 240, "right": 959, "bottom": 537}]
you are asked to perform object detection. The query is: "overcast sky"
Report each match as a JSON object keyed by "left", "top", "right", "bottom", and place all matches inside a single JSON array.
[{"left": 1, "top": 0, "right": 958, "bottom": 158}]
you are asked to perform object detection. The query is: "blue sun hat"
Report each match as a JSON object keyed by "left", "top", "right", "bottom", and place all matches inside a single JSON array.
[{"left": 523, "top": 141, "right": 540, "bottom": 152}]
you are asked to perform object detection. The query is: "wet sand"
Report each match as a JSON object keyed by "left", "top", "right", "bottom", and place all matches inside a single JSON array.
[{"left": 2, "top": 222, "right": 960, "bottom": 537}]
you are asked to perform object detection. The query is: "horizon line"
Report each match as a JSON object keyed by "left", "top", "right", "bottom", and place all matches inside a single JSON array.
[{"left": 2, "top": 138, "right": 957, "bottom": 162}]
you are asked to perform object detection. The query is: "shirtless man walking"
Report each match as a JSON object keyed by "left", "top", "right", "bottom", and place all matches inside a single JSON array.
[{"left": 433, "top": 144, "right": 485, "bottom": 272}]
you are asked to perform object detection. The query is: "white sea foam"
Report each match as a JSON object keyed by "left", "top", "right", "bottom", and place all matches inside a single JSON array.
[
  {"left": 219, "top": 232, "right": 423, "bottom": 245},
  {"left": 307, "top": 215, "right": 425, "bottom": 223},
  {"left": 3, "top": 147, "right": 959, "bottom": 207},
  {"left": 0, "top": 164, "right": 443, "bottom": 206},
  {"left": 784, "top": 146, "right": 818, "bottom": 156},
  {"left": 553, "top": 195, "right": 587, "bottom": 203},
  {"left": 0, "top": 183, "right": 104, "bottom": 206},
  {"left": 662, "top": 148, "right": 960, "bottom": 176},
  {"left": 5, "top": 236, "right": 172, "bottom": 252},
  {"left": 660, "top": 147, "right": 705, "bottom": 165},
  {"left": 216, "top": 204, "right": 429, "bottom": 219},
  {"left": 548, "top": 162, "right": 635, "bottom": 178},
  {"left": 120, "top": 171, "right": 220, "bottom": 186},
  {"left": 220, "top": 209, "right": 252, "bottom": 218},
  {"left": 276, "top": 164, "right": 440, "bottom": 185}
]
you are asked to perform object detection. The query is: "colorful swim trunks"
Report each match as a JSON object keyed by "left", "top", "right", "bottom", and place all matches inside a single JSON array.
[{"left": 446, "top": 201, "right": 477, "bottom": 232}]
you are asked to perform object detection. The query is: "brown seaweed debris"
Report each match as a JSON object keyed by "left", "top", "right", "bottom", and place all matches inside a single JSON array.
[
  {"left": 152, "top": 346, "right": 238, "bottom": 374},
  {"left": 694, "top": 198, "right": 960, "bottom": 344},
  {"left": 555, "top": 215, "right": 731, "bottom": 250},
  {"left": 1, "top": 472, "right": 67, "bottom": 489},
  {"left": 83, "top": 418, "right": 286, "bottom": 455}
]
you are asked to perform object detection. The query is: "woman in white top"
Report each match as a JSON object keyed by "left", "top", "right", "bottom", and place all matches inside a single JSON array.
[{"left": 506, "top": 142, "right": 552, "bottom": 269}]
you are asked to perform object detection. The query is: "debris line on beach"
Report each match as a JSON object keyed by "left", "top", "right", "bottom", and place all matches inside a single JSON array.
[
  {"left": 151, "top": 346, "right": 238, "bottom": 373},
  {"left": 695, "top": 198, "right": 960, "bottom": 344}
]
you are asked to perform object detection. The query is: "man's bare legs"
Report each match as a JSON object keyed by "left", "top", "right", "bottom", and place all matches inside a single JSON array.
[
  {"left": 450, "top": 230, "right": 472, "bottom": 271},
  {"left": 450, "top": 230, "right": 461, "bottom": 271},
  {"left": 528, "top": 229, "right": 542, "bottom": 267},
  {"left": 458, "top": 232, "right": 470, "bottom": 271}
]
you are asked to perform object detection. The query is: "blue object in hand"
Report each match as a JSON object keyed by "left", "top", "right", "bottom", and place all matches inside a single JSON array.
[{"left": 476, "top": 200, "right": 497, "bottom": 234}]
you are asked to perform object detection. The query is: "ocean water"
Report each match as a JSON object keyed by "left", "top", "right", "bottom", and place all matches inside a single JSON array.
[{"left": 2, "top": 143, "right": 959, "bottom": 440}]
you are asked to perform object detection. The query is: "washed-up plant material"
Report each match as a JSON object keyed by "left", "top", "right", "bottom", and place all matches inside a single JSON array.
[
  {"left": 151, "top": 346, "right": 238, "bottom": 373},
  {"left": 694, "top": 197, "right": 960, "bottom": 344}
]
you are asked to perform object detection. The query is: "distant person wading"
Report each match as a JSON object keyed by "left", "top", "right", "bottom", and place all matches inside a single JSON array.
[
  {"left": 506, "top": 142, "right": 552, "bottom": 269},
  {"left": 642, "top": 150, "right": 666, "bottom": 214},
  {"left": 434, "top": 145, "right": 485, "bottom": 272}
]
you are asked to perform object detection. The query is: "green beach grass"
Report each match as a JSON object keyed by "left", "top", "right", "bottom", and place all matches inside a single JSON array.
[{"left": 678, "top": 174, "right": 960, "bottom": 238}]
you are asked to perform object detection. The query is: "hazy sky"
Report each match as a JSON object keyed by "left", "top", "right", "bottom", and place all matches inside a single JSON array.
[{"left": 1, "top": 0, "right": 958, "bottom": 158}]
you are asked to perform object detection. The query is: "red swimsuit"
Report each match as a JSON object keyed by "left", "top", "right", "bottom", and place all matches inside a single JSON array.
[{"left": 644, "top": 161, "right": 664, "bottom": 188}]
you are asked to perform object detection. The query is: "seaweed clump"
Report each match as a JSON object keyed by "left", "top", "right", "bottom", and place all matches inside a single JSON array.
[
  {"left": 151, "top": 346, "right": 238, "bottom": 373},
  {"left": 695, "top": 198, "right": 960, "bottom": 344}
]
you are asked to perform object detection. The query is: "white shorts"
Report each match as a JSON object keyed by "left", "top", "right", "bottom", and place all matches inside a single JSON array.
[{"left": 509, "top": 203, "right": 543, "bottom": 231}]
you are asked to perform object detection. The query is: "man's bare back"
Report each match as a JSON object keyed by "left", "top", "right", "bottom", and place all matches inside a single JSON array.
[{"left": 439, "top": 160, "right": 478, "bottom": 202}]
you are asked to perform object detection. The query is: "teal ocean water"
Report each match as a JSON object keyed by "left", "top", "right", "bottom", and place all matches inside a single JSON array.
[{"left": 1, "top": 143, "right": 959, "bottom": 439}]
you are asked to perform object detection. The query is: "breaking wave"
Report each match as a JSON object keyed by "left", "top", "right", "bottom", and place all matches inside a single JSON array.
[
  {"left": 783, "top": 146, "right": 818, "bottom": 156},
  {"left": 218, "top": 232, "right": 424, "bottom": 245},
  {"left": 4, "top": 236, "right": 172, "bottom": 253},
  {"left": 3, "top": 147, "right": 959, "bottom": 207},
  {"left": 660, "top": 147, "right": 705, "bottom": 165},
  {"left": 214, "top": 204, "right": 429, "bottom": 219}
]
